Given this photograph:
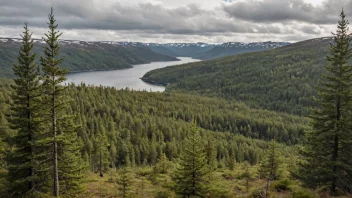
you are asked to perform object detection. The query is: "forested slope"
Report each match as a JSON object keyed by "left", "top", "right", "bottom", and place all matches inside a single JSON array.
[
  {"left": 0, "top": 79, "right": 307, "bottom": 170},
  {"left": 196, "top": 41, "right": 290, "bottom": 60},
  {"left": 0, "top": 38, "right": 178, "bottom": 78},
  {"left": 142, "top": 37, "right": 333, "bottom": 116}
]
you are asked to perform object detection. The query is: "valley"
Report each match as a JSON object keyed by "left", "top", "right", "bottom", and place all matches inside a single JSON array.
[
  {"left": 1, "top": 4, "right": 352, "bottom": 197},
  {"left": 0, "top": 38, "right": 289, "bottom": 78}
]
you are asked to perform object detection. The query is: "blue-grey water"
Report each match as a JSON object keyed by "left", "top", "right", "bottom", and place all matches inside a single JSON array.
[{"left": 66, "top": 57, "right": 200, "bottom": 92}]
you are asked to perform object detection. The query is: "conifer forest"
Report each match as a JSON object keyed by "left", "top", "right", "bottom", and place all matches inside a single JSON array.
[{"left": 0, "top": 3, "right": 352, "bottom": 198}]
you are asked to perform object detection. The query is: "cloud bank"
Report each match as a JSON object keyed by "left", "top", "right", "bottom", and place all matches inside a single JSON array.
[{"left": 0, "top": 0, "right": 350, "bottom": 43}]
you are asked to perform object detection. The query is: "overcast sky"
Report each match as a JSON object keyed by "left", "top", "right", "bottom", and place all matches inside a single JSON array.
[{"left": 0, "top": 0, "right": 350, "bottom": 43}]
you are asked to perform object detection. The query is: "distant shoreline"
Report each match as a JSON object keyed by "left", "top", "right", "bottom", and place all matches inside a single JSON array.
[
  {"left": 67, "top": 58, "right": 181, "bottom": 75},
  {"left": 140, "top": 78, "right": 169, "bottom": 87}
]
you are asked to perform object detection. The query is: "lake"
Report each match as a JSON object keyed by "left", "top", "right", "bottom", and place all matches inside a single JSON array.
[{"left": 66, "top": 57, "right": 200, "bottom": 92}]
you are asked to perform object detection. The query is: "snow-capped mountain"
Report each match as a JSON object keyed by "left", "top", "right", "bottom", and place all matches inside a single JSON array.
[
  {"left": 0, "top": 38, "right": 178, "bottom": 77},
  {"left": 1, "top": 37, "right": 291, "bottom": 61},
  {"left": 196, "top": 41, "right": 290, "bottom": 60}
]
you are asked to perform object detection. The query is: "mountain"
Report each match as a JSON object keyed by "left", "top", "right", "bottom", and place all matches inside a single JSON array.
[
  {"left": 0, "top": 38, "right": 178, "bottom": 78},
  {"left": 147, "top": 43, "right": 216, "bottom": 57},
  {"left": 142, "top": 37, "right": 334, "bottom": 116},
  {"left": 146, "top": 45, "right": 180, "bottom": 57},
  {"left": 196, "top": 41, "right": 290, "bottom": 60},
  {"left": 144, "top": 42, "right": 290, "bottom": 60}
]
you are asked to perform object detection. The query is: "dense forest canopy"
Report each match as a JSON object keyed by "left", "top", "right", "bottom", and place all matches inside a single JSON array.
[
  {"left": 0, "top": 79, "right": 303, "bottom": 197},
  {"left": 143, "top": 37, "right": 334, "bottom": 116}
]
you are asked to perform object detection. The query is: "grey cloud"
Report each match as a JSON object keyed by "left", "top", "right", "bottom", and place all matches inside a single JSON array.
[
  {"left": 0, "top": 0, "right": 341, "bottom": 43},
  {"left": 0, "top": 0, "right": 307, "bottom": 35},
  {"left": 223, "top": 0, "right": 352, "bottom": 24},
  {"left": 300, "top": 25, "right": 322, "bottom": 34}
]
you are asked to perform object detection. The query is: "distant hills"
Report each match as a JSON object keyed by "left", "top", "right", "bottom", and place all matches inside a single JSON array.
[
  {"left": 116, "top": 41, "right": 290, "bottom": 60},
  {"left": 196, "top": 41, "right": 290, "bottom": 60},
  {"left": 142, "top": 37, "right": 334, "bottom": 116},
  {"left": 0, "top": 38, "right": 178, "bottom": 78},
  {"left": 0, "top": 37, "right": 291, "bottom": 78},
  {"left": 147, "top": 43, "right": 217, "bottom": 58}
]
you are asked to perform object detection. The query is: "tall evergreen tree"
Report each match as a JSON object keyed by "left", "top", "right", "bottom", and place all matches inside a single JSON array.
[
  {"left": 173, "top": 121, "right": 209, "bottom": 197},
  {"left": 154, "top": 153, "right": 170, "bottom": 174},
  {"left": 93, "top": 132, "right": 109, "bottom": 177},
  {"left": 258, "top": 139, "right": 281, "bottom": 198},
  {"left": 300, "top": 9, "right": 352, "bottom": 194},
  {"left": 40, "top": 8, "right": 84, "bottom": 196},
  {"left": 117, "top": 167, "right": 132, "bottom": 198},
  {"left": 6, "top": 23, "right": 41, "bottom": 196},
  {"left": 205, "top": 139, "right": 217, "bottom": 170},
  {"left": 242, "top": 162, "right": 251, "bottom": 194}
]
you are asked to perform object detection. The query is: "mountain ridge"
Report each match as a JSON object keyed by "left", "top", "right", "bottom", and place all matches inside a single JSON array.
[
  {"left": 110, "top": 40, "right": 291, "bottom": 59},
  {"left": 0, "top": 37, "right": 178, "bottom": 78}
]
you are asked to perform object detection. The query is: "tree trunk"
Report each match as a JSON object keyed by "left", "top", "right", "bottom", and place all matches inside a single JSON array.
[
  {"left": 100, "top": 149, "right": 103, "bottom": 177},
  {"left": 52, "top": 79, "right": 59, "bottom": 197},
  {"left": 331, "top": 95, "right": 341, "bottom": 193},
  {"left": 331, "top": 134, "right": 338, "bottom": 193},
  {"left": 27, "top": 93, "right": 35, "bottom": 190}
]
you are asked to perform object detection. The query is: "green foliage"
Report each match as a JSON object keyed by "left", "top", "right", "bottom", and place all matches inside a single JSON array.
[
  {"left": 143, "top": 37, "right": 334, "bottom": 116},
  {"left": 0, "top": 80, "right": 304, "bottom": 170},
  {"left": 205, "top": 139, "right": 217, "bottom": 170},
  {"left": 155, "top": 190, "right": 172, "bottom": 198},
  {"left": 117, "top": 167, "right": 132, "bottom": 198},
  {"left": 38, "top": 8, "right": 84, "bottom": 196},
  {"left": 291, "top": 188, "right": 318, "bottom": 198},
  {"left": 92, "top": 131, "right": 110, "bottom": 177},
  {"left": 250, "top": 188, "right": 266, "bottom": 198},
  {"left": 259, "top": 139, "right": 283, "bottom": 198},
  {"left": 207, "top": 184, "right": 232, "bottom": 198},
  {"left": 154, "top": 153, "right": 172, "bottom": 174},
  {"left": 300, "top": 10, "right": 352, "bottom": 194},
  {"left": 271, "top": 179, "right": 294, "bottom": 192},
  {"left": 259, "top": 140, "right": 282, "bottom": 181},
  {"left": 173, "top": 121, "right": 209, "bottom": 197},
  {"left": 6, "top": 23, "right": 42, "bottom": 196},
  {"left": 227, "top": 157, "right": 236, "bottom": 171}
]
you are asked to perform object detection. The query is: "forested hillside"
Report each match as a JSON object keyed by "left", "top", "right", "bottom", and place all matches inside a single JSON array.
[
  {"left": 196, "top": 41, "right": 290, "bottom": 60},
  {"left": 0, "top": 38, "right": 178, "bottom": 78},
  {"left": 148, "top": 43, "right": 215, "bottom": 58},
  {"left": 0, "top": 79, "right": 307, "bottom": 159},
  {"left": 146, "top": 42, "right": 290, "bottom": 60},
  {"left": 0, "top": 79, "right": 310, "bottom": 197},
  {"left": 143, "top": 37, "right": 333, "bottom": 116}
]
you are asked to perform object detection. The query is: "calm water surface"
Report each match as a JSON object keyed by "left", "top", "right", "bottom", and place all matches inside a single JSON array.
[{"left": 66, "top": 57, "right": 200, "bottom": 92}]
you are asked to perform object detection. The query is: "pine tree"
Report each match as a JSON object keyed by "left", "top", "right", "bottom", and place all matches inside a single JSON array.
[
  {"left": 93, "top": 132, "right": 109, "bottom": 177},
  {"left": 40, "top": 8, "right": 84, "bottom": 196},
  {"left": 117, "top": 167, "right": 132, "bottom": 198},
  {"left": 6, "top": 23, "right": 41, "bottom": 196},
  {"left": 173, "top": 121, "right": 209, "bottom": 197},
  {"left": 154, "top": 153, "right": 170, "bottom": 174},
  {"left": 300, "top": 9, "right": 352, "bottom": 194},
  {"left": 110, "top": 144, "right": 117, "bottom": 169},
  {"left": 228, "top": 157, "right": 236, "bottom": 171},
  {"left": 242, "top": 162, "right": 251, "bottom": 194},
  {"left": 259, "top": 139, "right": 281, "bottom": 198},
  {"left": 205, "top": 139, "right": 217, "bottom": 170}
]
